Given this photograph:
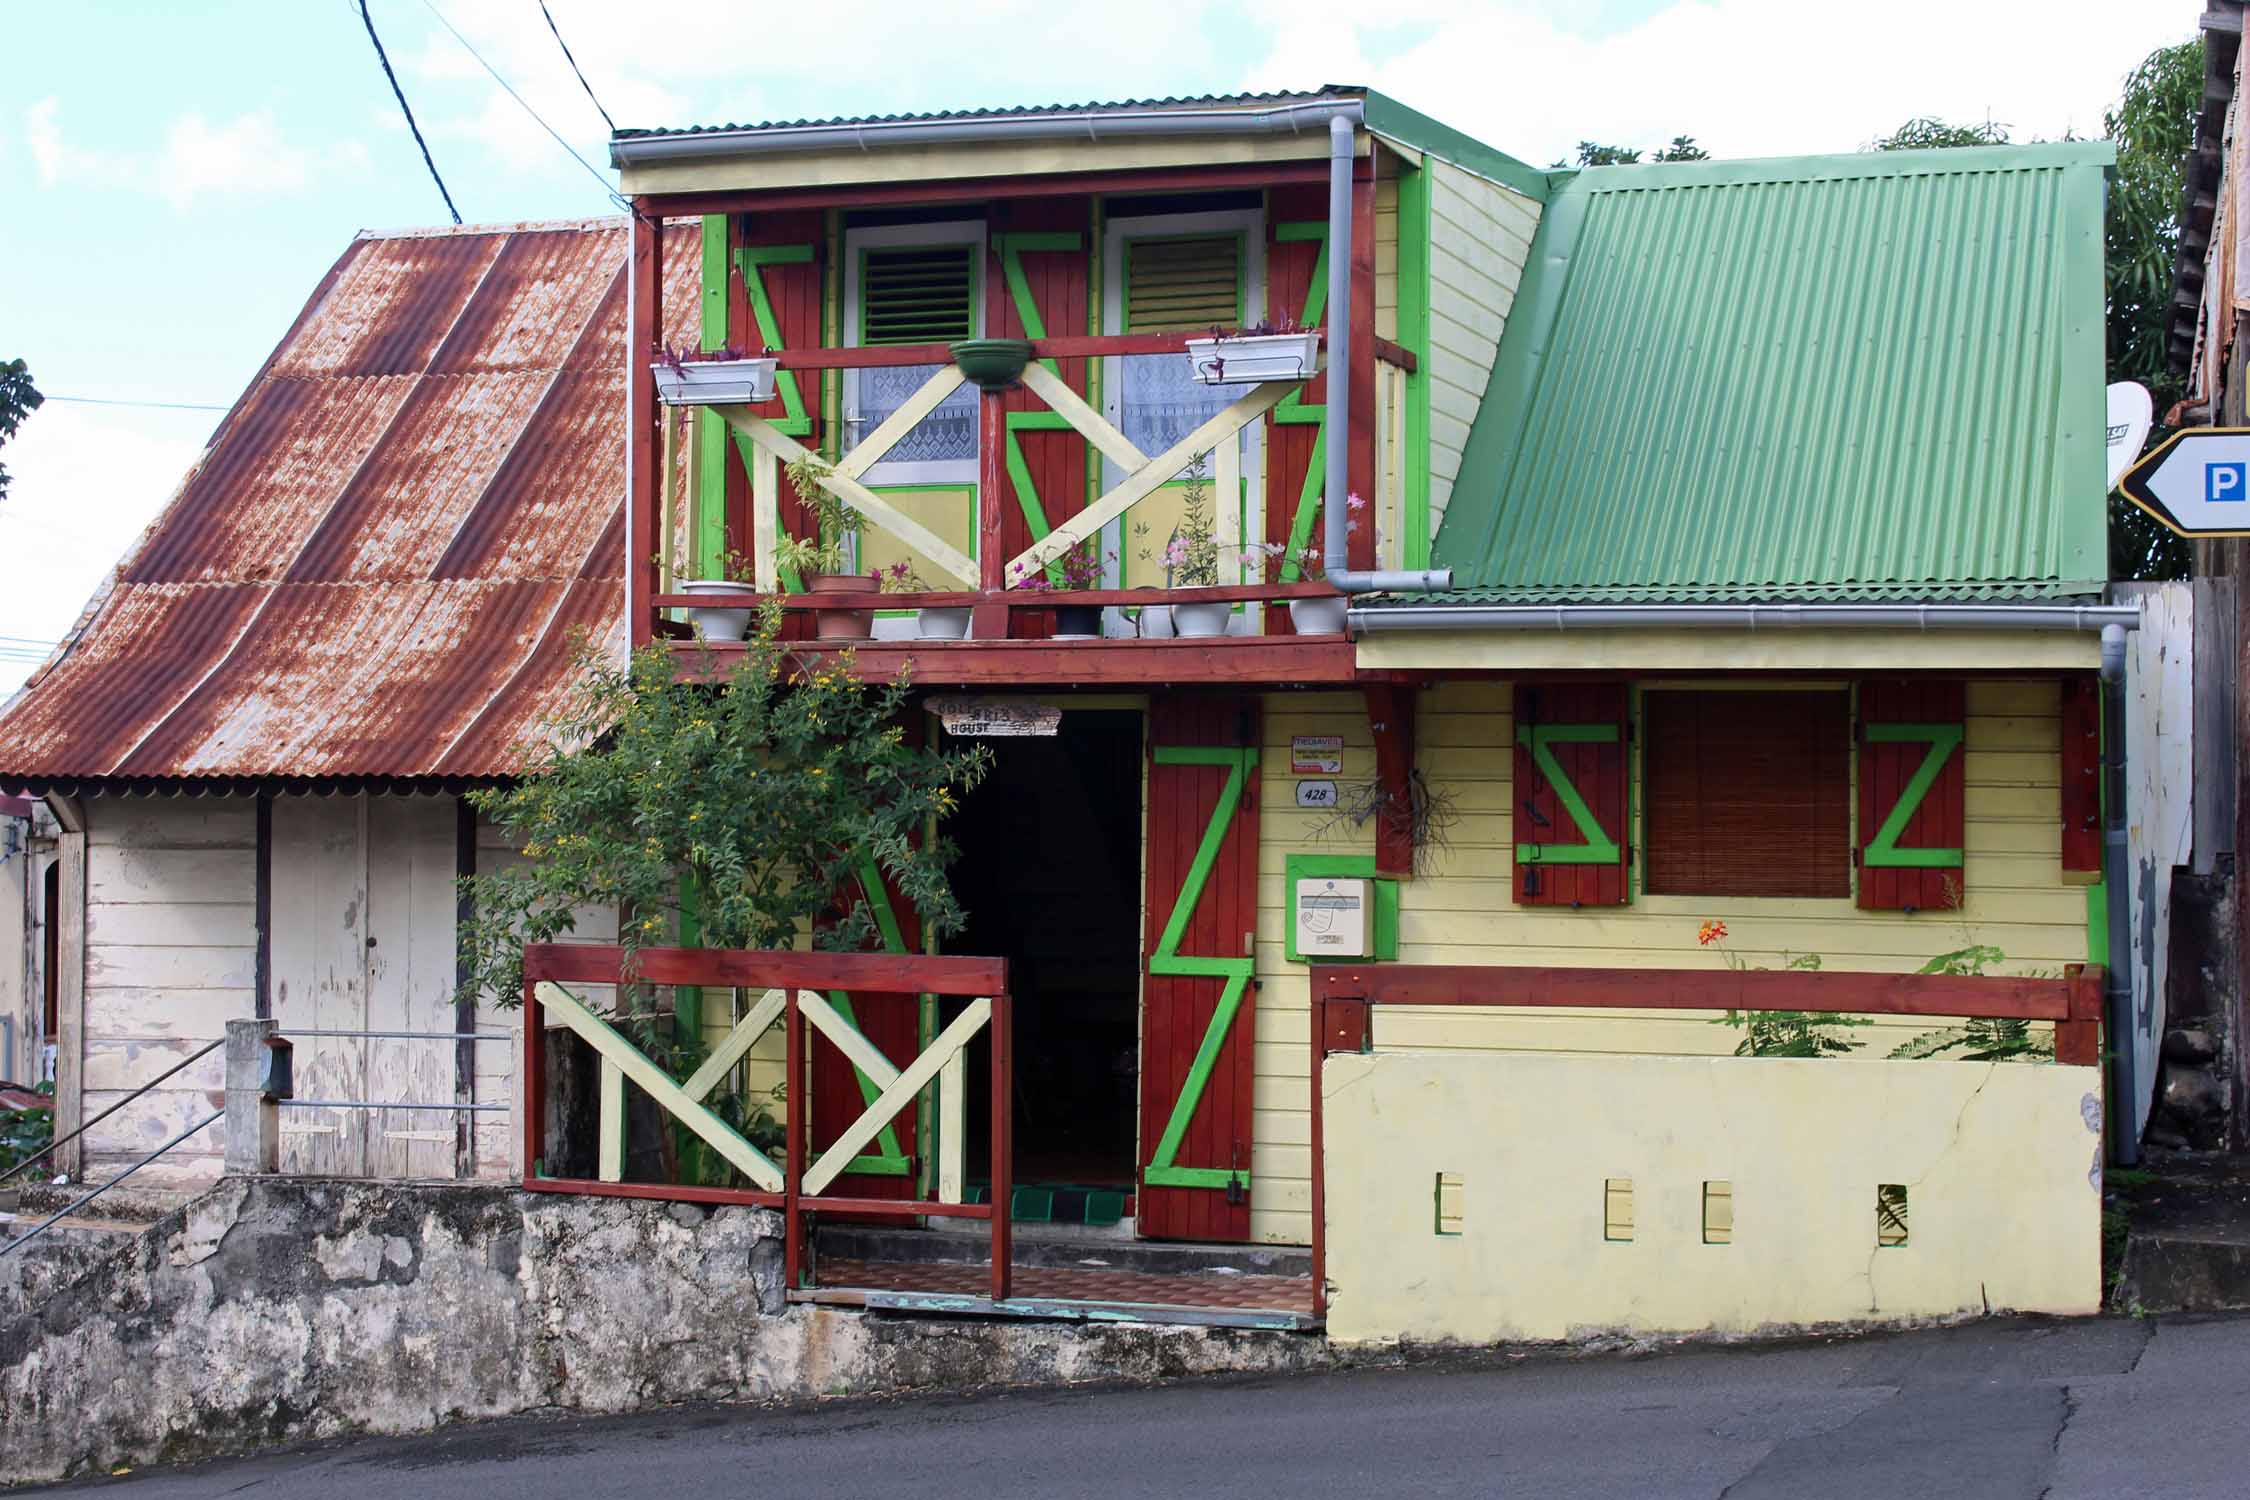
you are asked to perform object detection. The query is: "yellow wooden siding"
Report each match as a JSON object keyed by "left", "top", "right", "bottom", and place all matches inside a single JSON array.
[
  {"left": 1245, "top": 679, "right": 2085, "bottom": 1247},
  {"left": 1375, "top": 175, "right": 1399, "bottom": 342},
  {"left": 1426, "top": 162, "right": 1540, "bottom": 542}
]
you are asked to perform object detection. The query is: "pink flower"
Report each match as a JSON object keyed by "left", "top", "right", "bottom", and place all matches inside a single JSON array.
[{"left": 1346, "top": 492, "right": 1367, "bottom": 513}]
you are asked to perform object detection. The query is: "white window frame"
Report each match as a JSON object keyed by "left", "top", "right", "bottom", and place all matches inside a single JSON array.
[{"left": 844, "top": 219, "right": 986, "bottom": 488}]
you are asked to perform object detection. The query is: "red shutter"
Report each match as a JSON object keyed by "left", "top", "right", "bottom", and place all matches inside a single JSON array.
[
  {"left": 1857, "top": 680, "right": 1967, "bottom": 911},
  {"left": 1513, "top": 682, "right": 1631, "bottom": 907},
  {"left": 987, "top": 204, "right": 1093, "bottom": 592},
  {"left": 2059, "top": 674, "right": 2102, "bottom": 877}
]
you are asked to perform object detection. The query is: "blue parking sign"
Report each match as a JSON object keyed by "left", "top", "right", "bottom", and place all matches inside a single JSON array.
[{"left": 2208, "top": 461, "right": 2248, "bottom": 503}]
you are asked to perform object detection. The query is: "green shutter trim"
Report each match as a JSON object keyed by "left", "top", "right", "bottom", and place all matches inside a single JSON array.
[
  {"left": 732, "top": 245, "right": 814, "bottom": 437},
  {"left": 692, "top": 219, "right": 732, "bottom": 579},
  {"left": 1271, "top": 223, "right": 1329, "bottom": 583},
  {"left": 994, "top": 232, "right": 1086, "bottom": 586},
  {"left": 2085, "top": 879, "right": 2108, "bottom": 968},
  {"left": 1282, "top": 854, "right": 1399, "bottom": 963},
  {"left": 1515, "top": 724, "right": 1623, "bottom": 865},
  {"left": 1144, "top": 745, "right": 1257, "bottom": 1194},
  {"left": 1396, "top": 166, "right": 1432, "bottom": 571},
  {"left": 1863, "top": 724, "right": 1966, "bottom": 868}
]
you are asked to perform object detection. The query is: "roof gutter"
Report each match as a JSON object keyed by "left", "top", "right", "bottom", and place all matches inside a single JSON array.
[
  {"left": 610, "top": 97, "right": 1373, "bottom": 167},
  {"left": 1346, "top": 601, "right": 2143, "bottom": 632}
]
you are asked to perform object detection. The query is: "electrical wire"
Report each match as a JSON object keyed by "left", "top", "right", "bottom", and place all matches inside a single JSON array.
[
  {"left": 416, "top": 0, "right": 625, "bottom": 212},
  {"left": 358, "top": 0, "right": 463, "bottom": 224},
  {"left": 537, "top": 0, "right": 615, "bottom": 135},
  {"left": 39, "top": 395, "right": 228, "bottom": 412}
]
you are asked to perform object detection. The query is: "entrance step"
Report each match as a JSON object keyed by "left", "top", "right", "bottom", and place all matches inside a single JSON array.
[
  {"left": 814, "top": 1218, "right": 1313, "bottom": 1278},
  {"left": 2110, "top": 1151, "right": 2250, "bottom": 1313}
]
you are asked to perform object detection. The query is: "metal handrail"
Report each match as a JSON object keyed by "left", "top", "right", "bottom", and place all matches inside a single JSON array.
[
  {"left": 0, "top": 1108, "right": 223, "bottom": 1259},
  {"left": 0, "top": 1036, "right": 224, "bottom": 1188}
]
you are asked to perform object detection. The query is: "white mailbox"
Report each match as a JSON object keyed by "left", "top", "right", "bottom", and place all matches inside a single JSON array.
[{"left": 1295, "top": 876, "right": 1372, "bottom": 958}]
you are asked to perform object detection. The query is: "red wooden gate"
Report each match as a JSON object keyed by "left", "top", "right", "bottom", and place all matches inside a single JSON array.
[{"left": 1138, "top": 695, "right": 1261, "bottom": 1242}]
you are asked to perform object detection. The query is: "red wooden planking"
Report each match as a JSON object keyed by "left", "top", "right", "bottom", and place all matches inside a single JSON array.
[
  {"left": 989, "top": 199, "right": 1092, "bottom": 594},
  {"left": 1513, "top": 681, "right": 1629, "bottom": 907},
  {"left": 810, "top": 815, "right": 925, "bottom": 1208},
  {"left": 1264, "top": 187, "right": 1326, "bottom": 633},
  {"left": 1366, "top": 684, "right": 1416, "bottom": 877},
  {"left": 521, "top": 943, "right": 1005, "bottom": 995},
  {"left": 2059, "top": 674, "right": 2102, "bottom": 874},
  {"left": 669, "top": 635, "right": 1363, "bottom": 686},
  {"left": 1859, "top": 679, "right": 1965, "bottom": 911},
  {"left": 629, "top": 213, "right": 662, "bottom": 650},
  {"left": 1309, "top": 963, "right": 2075, "bottom": 1019},
  {"left": 1347, "top": 172, "right": 1377, "bottom": 573}
]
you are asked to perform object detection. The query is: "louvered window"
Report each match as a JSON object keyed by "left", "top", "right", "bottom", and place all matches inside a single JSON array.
[
  {"left": 1643, "top": 691, "right": 1852, "bottom": 899},
  {"left": 1120, "top": 233, "right": 1247, "bottom": 455},
  {"left": 851, "top": 237, "right": 979, "bottom": 472}
]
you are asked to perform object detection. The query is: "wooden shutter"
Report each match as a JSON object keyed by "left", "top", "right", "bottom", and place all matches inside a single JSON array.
[
  {"left": 861, "top": 245, "right": 976, "bottom": 345},
  {"left": 1858, "top": 680, "right": 1967, "bottom": 911},
  {"left": 1126, "top": 235, "right": 1242, "bottom": 332},
  {"left": 1513, "top": 683, "right": 1631, "bottom": 907},
  {"left": 2059, "top": 674, "right": 2102, "bottom": 877},
  {"left": 1643, "top": 691, "right": 1852, "bottom": 899}
]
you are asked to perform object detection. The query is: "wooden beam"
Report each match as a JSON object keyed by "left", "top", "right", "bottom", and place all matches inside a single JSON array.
[
  {"left": 1017, "top": 361, "right": 1148, "bottom": 471},
  {"left": 636, "top": 159, "right": 1334, "bottom": 219},
  {"left": 522, "top": 944, "right": 1009, "bottom": 997},
  {"left": 802, "top": 998, "right": 990, "bottom": 1194},
  {"left": 629, "top": 213, "right": 663, "bottom": 650},
  {"left": 675, "top": 635, "right": 1364, "bottom": 686},
  {"left": 1364, "top": 684, "right": 1417, "bottom": 877},
  {"left": 680, "top": 987, "right": 792, "bottom": 1100},
  {"left": 979, "top": 387, "right": 1008, "bottom": 594},
  {"left": 831, "top": 366, "right": 967, "bottom": 482},
  {"left": 1310, "top": 963, "right": 2080, "bottom": 1022},
  {"left": 718, "top": 408, "right": 979, "bottom": 586},
  {"left": 2056, "top": 963, "right": 2105, "bottom": 1066}
]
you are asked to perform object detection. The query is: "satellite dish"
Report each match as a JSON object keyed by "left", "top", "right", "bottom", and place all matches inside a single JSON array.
[{"left": 2107, "top": 382, "right": 2153, "bottom": 490}]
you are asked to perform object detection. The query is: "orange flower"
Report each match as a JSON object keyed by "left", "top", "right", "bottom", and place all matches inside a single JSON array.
[{"left": 1697, "top": 920, "right": 1729, "bottom": 947}]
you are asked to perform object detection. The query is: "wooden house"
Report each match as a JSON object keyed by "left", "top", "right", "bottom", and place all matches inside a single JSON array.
[{"left": 0, "top": 92, "right": 2137, "bottom": 1320}]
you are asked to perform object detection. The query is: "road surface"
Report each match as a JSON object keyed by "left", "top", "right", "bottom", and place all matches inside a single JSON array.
[{"left": 29, "top": 1314, "right": 2249, "bottom": 1498}]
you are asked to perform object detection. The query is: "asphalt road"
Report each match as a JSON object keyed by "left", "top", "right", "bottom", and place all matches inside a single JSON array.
[{"left": 29, "top": 1314, "right": 2250, "bottom": 1499}]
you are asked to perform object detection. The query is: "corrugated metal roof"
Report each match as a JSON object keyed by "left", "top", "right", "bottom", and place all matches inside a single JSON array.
[
  {"left": 1422, "top": 143, "right": 2116, "bottom": 605},
  {"left": 611, "top": 90, "right": 1344, "bottom": 140},
  {"left": 0, "top": 215, "right": 696, "bottom": 784}
]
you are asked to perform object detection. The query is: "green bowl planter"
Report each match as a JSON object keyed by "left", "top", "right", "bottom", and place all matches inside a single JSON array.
[{"left": 949, "top": 338, "right": 1035, "bottom": 391}]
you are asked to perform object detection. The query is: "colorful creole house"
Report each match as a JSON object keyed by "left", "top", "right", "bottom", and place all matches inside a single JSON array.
[{"left": 0, "top": 92, "right": 2134, "bottom": 1341}]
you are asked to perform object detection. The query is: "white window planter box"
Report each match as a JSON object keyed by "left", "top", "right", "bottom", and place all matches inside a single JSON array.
[
  {"left": 651, "top": 357, "right": 779, "bottom": 407},
  {"left": 1184, "top": 330, "right": 1320, "bottom": 386}
]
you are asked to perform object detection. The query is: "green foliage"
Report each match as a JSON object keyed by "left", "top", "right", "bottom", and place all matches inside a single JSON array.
[
  {"left": 1561, "top": 136, "right": 1708, "bottom": 167},
  {"left": 1870, "top": 116, "right": 2010, "bottom": 151},
  {"left": 1885, "top": 946, "right": 2055, "bottom": 1060},
  {"left": 457, "top": 608, "right": 990, "bottom": 1008},
  {"left": 0, "top": 357, "right": 43, "bottom": 503},
  {"left": 772, "top": 452, "right": 862, "bottom": 578},
  {"left": 1, "top": 1083, "right": 56, "bottom": 1176},
  {"left": 1719, "top": 1007, "right": 1869, "bottom": 1058}
]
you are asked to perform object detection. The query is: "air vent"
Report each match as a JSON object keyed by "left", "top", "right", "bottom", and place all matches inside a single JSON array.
[
  {"left": 1126, "top": 235, "right": 1242, "bottom": 332},
  {"left": 862, "top": 245, "right": 976, "bottom": 345}
]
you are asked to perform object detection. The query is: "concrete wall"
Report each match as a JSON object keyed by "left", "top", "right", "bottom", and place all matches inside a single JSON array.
[
  {"left": 0, "top": 1178, "right": 1330, "bottom": 1486},
  {"left": 1321, "top": 1051, "right": 2105, "bottom": 1345}
]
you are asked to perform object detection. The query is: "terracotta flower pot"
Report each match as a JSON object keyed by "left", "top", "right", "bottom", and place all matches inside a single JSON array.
[{"left": 806, "top": 572, "right": 875, "bottom": 639}]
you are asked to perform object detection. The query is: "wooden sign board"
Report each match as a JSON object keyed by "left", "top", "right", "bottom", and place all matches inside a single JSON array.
[{"left": 929, "top": 695, "right": 1062, "bottom": 737}]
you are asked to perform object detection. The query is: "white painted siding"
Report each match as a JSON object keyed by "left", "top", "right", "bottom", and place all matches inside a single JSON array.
[
  {"left": 1425, "top": 161, "right": 1540, "bottom": 542},
  {"left": 81, "top": 799, "right": 256, "bottom": 1185}
]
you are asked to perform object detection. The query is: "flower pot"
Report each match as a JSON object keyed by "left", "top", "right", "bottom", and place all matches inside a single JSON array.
[
  {"left": 949, "top": 338, "right": 1035, "bottom": 391},
  {"left": 1053, "top": 603, "right": 1102, "bottom": 639},
  {"left": 1287, "top": 595, "right": 1349, "bottom": 636},
  {"left": 674, "top": 579, "right": 754, "bottom": 642},
  {"left": 1185, "top": 330, "right": 1321, "bottom": 386},
  {"left": 806, "top": 572, "right": 875, "bottom": 639},
  {"left": 651, "top": 357, "right": 778, "bottom": 406},
  {"left": 1138, "top": 604, "right": 1174, "bottom": 639},
  {"left": 1172, "top": 600, "right": 1232, "bottom": 638},
  {"left": 915, "top": 606, "right": 972, "bottom": 640}
]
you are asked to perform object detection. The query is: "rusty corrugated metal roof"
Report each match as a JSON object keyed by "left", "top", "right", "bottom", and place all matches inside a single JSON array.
[{"left": 0, "top": 215, "right": 697, "bottom": 785}]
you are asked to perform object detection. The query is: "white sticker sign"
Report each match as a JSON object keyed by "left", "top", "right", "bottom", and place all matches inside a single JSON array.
[
  {"left": 1291, "top": 735, "right": 1343, "bottom": 774},
  {"left": 1295, "top": 779, "right": 1339, "bottom": 809}
]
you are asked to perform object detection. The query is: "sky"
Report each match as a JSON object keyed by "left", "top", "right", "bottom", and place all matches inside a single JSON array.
[{"left": 0, "top": 0, "right": 2201, "bottom": 692}]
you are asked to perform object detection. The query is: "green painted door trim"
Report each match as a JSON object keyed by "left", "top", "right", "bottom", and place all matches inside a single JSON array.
[
  {"left": 1863, "top": 723, "right": 1966, "bottom": 868},
  {"left": 733, "top": 245, "right": 815, "bottom": 437},
  {"left": 1271, "top": 221, "right": 1329, "bottom": 583},
  {"left": 1281, "top": 854, "right": 1399, "bottom": 963},
  {"left": 993, "top": 232, "right": 1088, "bottom": 585},
  {"left": 1144, "top": 744, "right": 1257, "bottom": 1195},
  {"left": 1395, "top": 166, "right": 1433, "bottom": 571},
  {"left": 822, "top": 852, "right": 914, "bottom": 1177},
  {"left": 1515, "top": 723, "right": 1623, "bottom": 865},
  {"left": 693, "top": 217, "right": 732, "bottom": 579}
]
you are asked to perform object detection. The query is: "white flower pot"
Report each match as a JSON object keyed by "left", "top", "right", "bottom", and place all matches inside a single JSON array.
[
  {"left": 1172, "top": 600, "right": 1232, "bottom": 638},
  {"left": 1185, "top": 330, "right": 1321, "bottom": 386},
  {"left": 652, "top": 357, "right": 779, "bottom": 406},
  {"left": 1139, "top": 604, "right": 1174, "bottom": 639},
  {"left": 916, "top": 606, "right": 972, "bottom": 639},
  {"left": 674, "top": 579, "right": 753, "bottom": 642},
  {"left": 1287, "top": 595, "right": 1349, "bottom": 636}
]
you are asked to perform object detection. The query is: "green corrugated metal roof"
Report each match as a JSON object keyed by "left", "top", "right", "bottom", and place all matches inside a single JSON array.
[{"left": 1422, "top": 142, "right": 2116, "bottom": 605}]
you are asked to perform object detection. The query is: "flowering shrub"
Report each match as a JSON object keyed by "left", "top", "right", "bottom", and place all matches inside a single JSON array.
[{"left": 1017, "top": 539, "right": 1112, "bottom": 592}]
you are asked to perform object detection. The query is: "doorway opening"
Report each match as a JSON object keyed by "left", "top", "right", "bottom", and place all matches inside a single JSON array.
[{"left": 946, "top": 709, "right": 1144, "bottom": 1209}]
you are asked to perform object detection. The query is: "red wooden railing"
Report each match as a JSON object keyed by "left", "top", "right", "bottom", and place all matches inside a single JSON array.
[
  {"left": 522, "top": 943, "right": 1014, "bottom": 1301},
  {"left": 1303, "top": 961, "right": 2106, "bottom": 1317}
]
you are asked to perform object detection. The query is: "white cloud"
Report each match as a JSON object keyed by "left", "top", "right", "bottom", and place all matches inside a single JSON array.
[{"left": 20, "top": 98, "right": 365, "bottom": 211}]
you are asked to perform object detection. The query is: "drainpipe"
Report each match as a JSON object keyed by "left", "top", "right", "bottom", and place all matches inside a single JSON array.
[
  {"left": 2100, "top": 622, "right": 2138, "bottom": 1167},
  {"left": 1321, "top": 113, "right": 1453, "bottom": 596}
]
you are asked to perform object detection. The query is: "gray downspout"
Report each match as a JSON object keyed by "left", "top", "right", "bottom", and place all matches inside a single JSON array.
[{"left": 2100, "top": 622, "right": 2138, "bottom": 1167}]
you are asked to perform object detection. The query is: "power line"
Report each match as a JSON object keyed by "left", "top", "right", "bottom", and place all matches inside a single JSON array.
[
  {"left": 40, "top": 395, "right": 228, "bottom": 412},
  {"left": 537, "top": 0, "right": 615, "bottom": 135},
  {"left": 358, "top": 0, "right": 463, "bottom": 225},
  {"left": 416, "top": 0, "right": 622, "bottom": 210}
]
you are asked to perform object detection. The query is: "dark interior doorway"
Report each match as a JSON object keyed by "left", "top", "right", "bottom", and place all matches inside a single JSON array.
[{"left": 947, "top": 709, "right": 1144, "bottom": 1192}]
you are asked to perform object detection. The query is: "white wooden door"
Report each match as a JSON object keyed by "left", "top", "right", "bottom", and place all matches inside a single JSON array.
[
  {"left": 271, "top": 795, "right": 370, "bottom": 1175},
  {"left": 365, "top": 797, "right": 460, "bottom": 1179}
]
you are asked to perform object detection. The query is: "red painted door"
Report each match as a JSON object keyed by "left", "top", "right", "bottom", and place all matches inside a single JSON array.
[
  {"left": 1138, "top": 695, "right": 1260, "bottom": 1242},
  {"left": 809, "top": 859, "right": 923, "bottom": 1206}
]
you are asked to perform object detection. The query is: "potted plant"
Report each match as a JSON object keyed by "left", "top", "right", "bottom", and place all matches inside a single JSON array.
[
  {"left": 651, "top": 341, "right": 779, "bottom": 406},
  {"left": 1185, "top": 318, "right": 1320, "bottom": 386},
  {"left": 880, "top": 560, "right": 971, "bottom": 640},
  {"left": 1141, "top": 456, "right": 1229, "bottom": 638},
  {"left": 1243, "top": 523, "right": 1349, "bottom": 636},
  {"left": 948, "top": 337, "right": 1035, "bottom": 391},
  {"left": 775, "top": 454, "right": 873, "bottom": 639},
  {"left": 1017, "top": 541, "right": 1112, "bottom": 638},
  {"left": 674, "top": 550, "right": 757, "bottom": 643}
]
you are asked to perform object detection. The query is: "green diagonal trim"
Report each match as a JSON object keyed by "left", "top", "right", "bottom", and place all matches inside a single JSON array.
[
  {"left": 1864, "top": 723, "right": 1966, "bottom": 868},
  {"left": 1145, "top": 745, "right": 1257, "bottom": 1192},
  {"left": 734, "top": 246, "right": 814, "bottom": 437},
  {"left": 1272, "top": 225, "right": 1328, "bottom": 428},
  {"left": 815, "top": 854, "right": 913, "bottom": 1174},
  {"left": 1515, "top": 723, "right": 1622, "bottom": 865},
  {"left": 995, "top": 234, "right": 1086, "bottom": 583}
]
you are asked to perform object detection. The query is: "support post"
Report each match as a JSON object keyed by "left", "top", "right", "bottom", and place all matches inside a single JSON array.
[
  {"left": 520, "top": 972, "right": 546, "bottom": 1182},
  {"left": 989, "top": 990, "right": 1012, "bottom": 1303},
  {"left": 1365, "top": 683, "right": 1418, "bottom": 877},
  {"left": 976, "top": 384, "right": 1010, "bottom": 640},
  {"left": 628, "top": 211, "right": 664, "bottom": 650},
  {"left": 785, "top": 988, "right": 805, "bottom": 1292},
  {"left": 2058, "top": 963, "right": 2105, "bottom": 1067},
  {"left": 51, "top": 827, "right": 84, "bottom": 1178},
  {"left": 223, "top": 1018, "right": 280, "bottom": 1175}
]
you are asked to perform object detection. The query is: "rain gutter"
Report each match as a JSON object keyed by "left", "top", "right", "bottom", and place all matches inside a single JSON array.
[{"left": 1346, "top": 601, "right": 2143, "bottom": 633}]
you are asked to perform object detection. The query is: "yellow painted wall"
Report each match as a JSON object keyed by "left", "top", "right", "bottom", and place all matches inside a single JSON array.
[
  {"left": 1244, "top": 678, "right": 2088, "bottom": 1246},
  {"left": 1321, "top": 1051, "right": 2104, "bottom": 1344}
]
